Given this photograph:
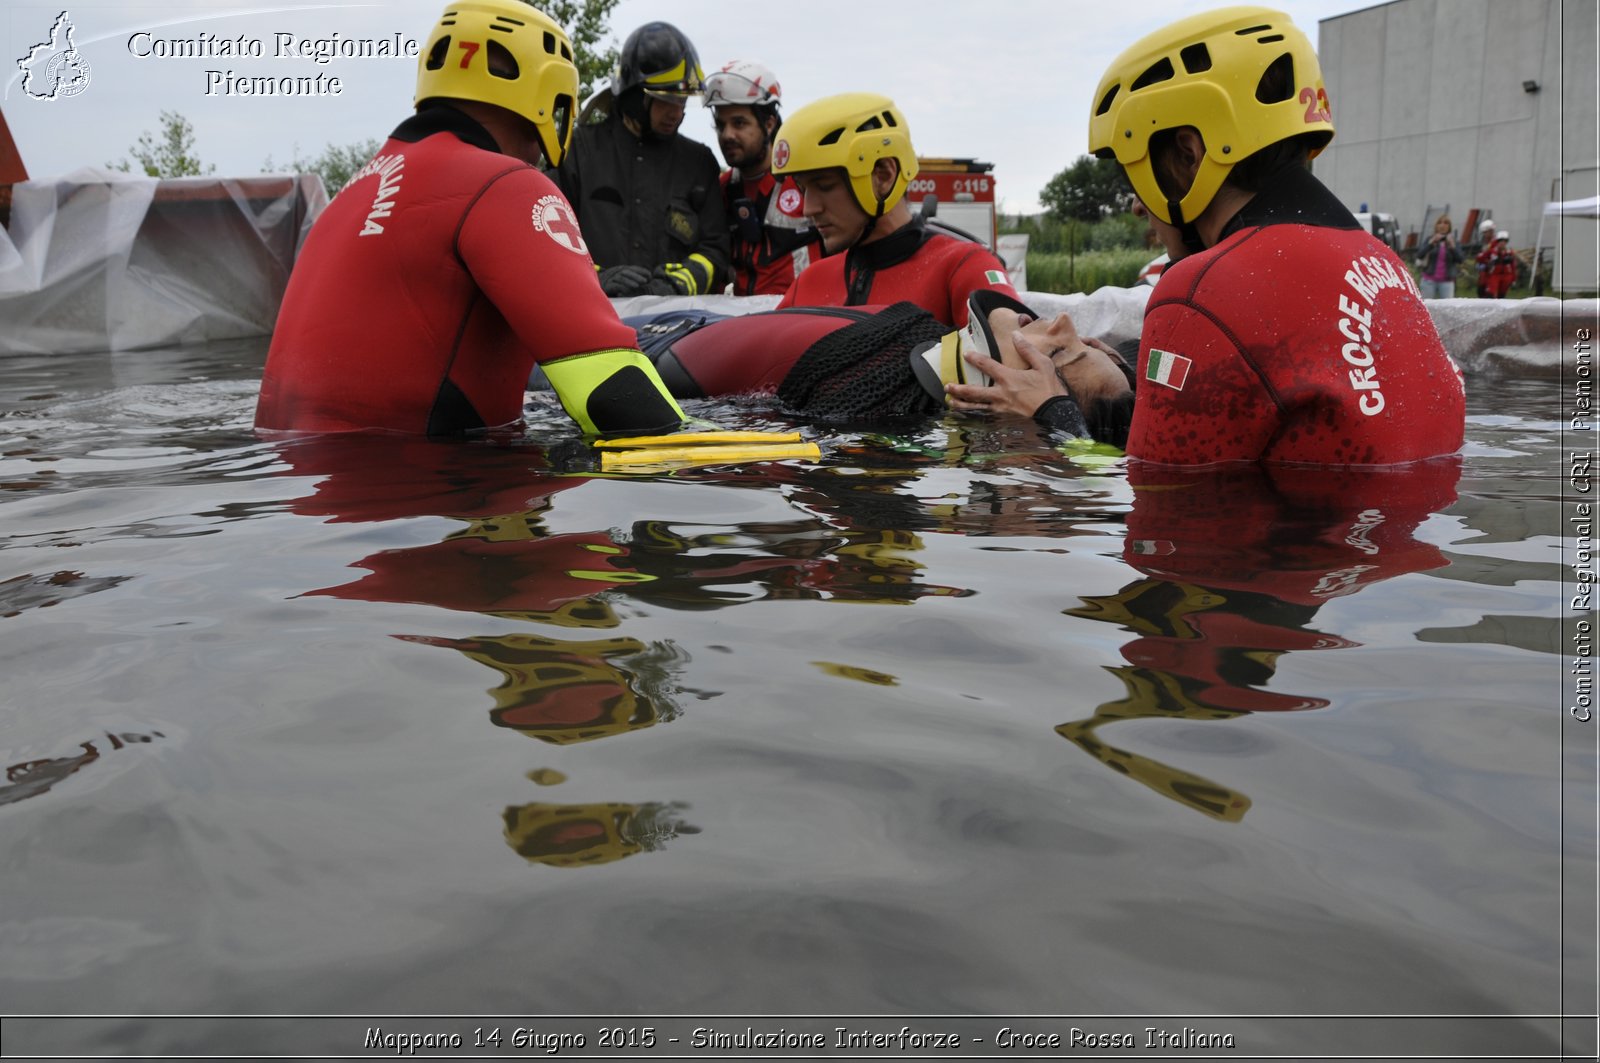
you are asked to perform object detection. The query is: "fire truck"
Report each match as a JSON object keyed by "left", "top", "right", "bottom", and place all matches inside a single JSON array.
[{"left": 907, "top": 158, "right": 997, "bottom": 248}]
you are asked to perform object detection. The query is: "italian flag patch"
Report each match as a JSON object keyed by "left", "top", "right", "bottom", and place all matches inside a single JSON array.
[
  {"left": 1146, "top": 349, "right": 1192, "bottom": 390},
  {"left": 985, "top": 269, "right": 1008, "bottom": 284}
]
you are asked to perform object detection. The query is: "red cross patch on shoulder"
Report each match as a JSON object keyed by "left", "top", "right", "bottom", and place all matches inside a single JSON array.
[{"left": 531, "top": 194, "right": 588, "bottom": 256}]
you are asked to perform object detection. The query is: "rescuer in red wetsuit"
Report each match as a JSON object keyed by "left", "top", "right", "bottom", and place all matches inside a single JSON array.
[
  {"left": 768, "top": 93, "right": 1017, "bottom": 328},
  {"left": 256, "top": 0, "right": 686, "bottom": 438},
  {"left": 948, "top": 6, "right": 1466, "bottom": 466},
  {"left": 704, "top": 60, "right": 820, "bottom": 296}
]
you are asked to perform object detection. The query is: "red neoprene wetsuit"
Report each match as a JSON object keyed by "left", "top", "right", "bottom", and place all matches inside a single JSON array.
[
  {"left": 1127, "top": 171, "right": 1465, "bottom": 466},
  {"left": 644, "top": 307, "right": 883, "bottom": 397},
  {"left": 256, "top": 107, "right": 640, "bottom": 435},
  {"left": 776, "top": 218, "right": 1016, "bottom": 328}
]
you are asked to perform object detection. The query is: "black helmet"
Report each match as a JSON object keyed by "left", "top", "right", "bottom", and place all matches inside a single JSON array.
[{"left": 612, "top": 21, "right": 705, "bottom": 101}]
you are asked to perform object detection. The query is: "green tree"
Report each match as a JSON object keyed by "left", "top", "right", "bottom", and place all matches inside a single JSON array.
[
  {"left": 544, "top": 0, "right": 622, "bottom": 101},
  {"left": 264, "top": 138, "right": 383, "bottom": 194},
  {"left": 109, "top": 110, "right": 214, "bottom": 178},
  {"left": 1040, "top": 155, "right": 1132, "bottom": 223}
]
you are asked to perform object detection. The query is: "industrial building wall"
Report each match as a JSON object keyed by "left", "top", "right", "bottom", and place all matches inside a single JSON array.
[{"left": 1314, "top": 0, "right": 1596, "bottom": 258}]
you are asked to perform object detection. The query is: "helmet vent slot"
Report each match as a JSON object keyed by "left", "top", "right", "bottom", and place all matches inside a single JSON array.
[
  {"left": 855, "top": 115, "right": 884, "bottom": 133},
  {"left": 486, "top": 40, "right": 518, "bottom": 80},
  {"left": 425, "top": 35, "right": 450, "bottom": 71},
  {"left": 818, "top": 127, "right": 845, "bottom": 146},
  {"left": 1130, "top": 57, "right": 1174, "bottom": 91},
  {"left": 494, "top": 16, "right": 525, "bottom": 26},
  {"left": 1255, "top": 53, "right": 1295, "bottom": 103},
  {"left": 1256, "top": 34, "right": 1285, "bottom": 44},
  {"left": 881, "top": 110, "right": 898, "bottom": 127},
  {"left": 1180, "top": 44, "right": 1211, "bottom": 73},
  {"left": 1095, "top": 85, "right": 1119, "bottom": 116},
  {"left": 1234, "top": 23, "right": 1272, "bottom": 35}
]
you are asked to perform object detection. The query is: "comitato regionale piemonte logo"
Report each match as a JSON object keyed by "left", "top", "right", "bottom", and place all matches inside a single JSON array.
[{"left": 17, "top": 11, "right": 92, "bottom": 100}]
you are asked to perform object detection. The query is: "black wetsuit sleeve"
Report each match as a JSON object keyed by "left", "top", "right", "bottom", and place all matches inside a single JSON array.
[
  {"left": 1032, "top": 361, "right": 1137, "bottom": 447},
  {"left": 1032, "top": 395, "right": 1090, "bottom": 438}
]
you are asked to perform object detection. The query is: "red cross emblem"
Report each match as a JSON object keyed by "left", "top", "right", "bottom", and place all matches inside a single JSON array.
[
  {"left": 773, "top": 139, "right": 790, "bottom": 170},
  {"left": 532, "top": 195, "right": 588, "bottom": 255}
]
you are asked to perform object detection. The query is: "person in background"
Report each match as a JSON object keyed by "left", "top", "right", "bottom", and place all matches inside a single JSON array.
[
  {"left": 1473, "top": 218, "right": 1496, "bottom": 296},
  {"left": 770, "top": 92, "right": 1017, "bottom": 328},
  {"left": 947, "top": 5, "right": 1465, "bottom": 466},
  {"left": 1414, "top": 213, "right": 1461, "bottom": 299},
  {"left": 256, "top": 0, "right": 686, "bottom": 438},
  {"left": 705, "top": 60, "right": 820, "bottom": 296},
  {"left": 1477, "top": 230, "right": 1518, "bottom": 299},
  {"left": 557, "top": 22, "right": 729, "bottom": 299}
]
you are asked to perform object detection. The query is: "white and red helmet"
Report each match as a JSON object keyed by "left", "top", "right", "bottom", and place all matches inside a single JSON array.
[{"left": 704, "top": 60, "right": 781, "bottom": 109}]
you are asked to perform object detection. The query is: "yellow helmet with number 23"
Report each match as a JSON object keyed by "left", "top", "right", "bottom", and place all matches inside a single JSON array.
[{"left": 1087, "top": 6, "right": 1334, "bottom": 226}]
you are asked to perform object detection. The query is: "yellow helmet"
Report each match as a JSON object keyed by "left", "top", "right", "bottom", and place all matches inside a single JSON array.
[
  {"left": 415, "top": 0, "right": 579, "bottom": 167},
  {"left": 772, "top": 92, "right": 919, "bottom": 217},
  {"left": 1087, "top": 6, "right": 1334, "bottom": 225}
]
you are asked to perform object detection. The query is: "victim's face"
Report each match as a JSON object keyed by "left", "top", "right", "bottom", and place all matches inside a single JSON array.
[{"left": 985, "top": 307, "right": 1084, "bottom": 369}]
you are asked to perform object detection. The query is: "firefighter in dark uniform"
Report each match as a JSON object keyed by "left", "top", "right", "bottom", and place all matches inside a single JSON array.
[{"left": 556, "top": 22, "right": 730, "bottom": 299}]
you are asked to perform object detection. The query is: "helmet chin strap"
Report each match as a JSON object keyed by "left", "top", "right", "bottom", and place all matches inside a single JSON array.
[
  {"left": 1166, "top": 198, "right": 1207, "bottom": 258},
  {"left": 851, "top": 202, "right": 885, "bottom": 249}
]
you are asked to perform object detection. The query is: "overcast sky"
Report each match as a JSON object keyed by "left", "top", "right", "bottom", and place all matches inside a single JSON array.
[{"left": 6, "top": 0, "right": 1358, "bottom": 213}]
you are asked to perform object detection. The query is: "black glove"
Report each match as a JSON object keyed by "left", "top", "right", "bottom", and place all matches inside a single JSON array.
[
  {"left": 647, "top": 263, "right": 697, "bottom": 296},
  {"left": 643, "top": 276, "right": 684, "bottom": 296},
  {"left": 597, "top": 264, "right": 651, "bottom": 297}
]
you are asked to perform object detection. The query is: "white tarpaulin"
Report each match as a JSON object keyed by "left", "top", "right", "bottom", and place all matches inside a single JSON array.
[
  {"left": 0, "top": 169, "right": 327, "bottom": 355},
  {"left": 1543, "top": 195, "right": 1600, "bottom": 217},
  {"left": 1535, "top": 195, "right": 1600, "bottom": 294}
]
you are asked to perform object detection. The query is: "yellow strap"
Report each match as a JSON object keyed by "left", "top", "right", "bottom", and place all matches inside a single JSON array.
[
  {"left": 596, "top": 430, "right": 804, "bottom": 449},
  {"left": 600, "top": 442, "right": 820, "bottom": 471},
  {"left": 938, "top": 331, "right": 963, "bottom": 385}
]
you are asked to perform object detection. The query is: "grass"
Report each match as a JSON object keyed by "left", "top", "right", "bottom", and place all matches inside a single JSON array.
[{"left": 1024, "top": 249, "right": 1155, "bottom": 294}]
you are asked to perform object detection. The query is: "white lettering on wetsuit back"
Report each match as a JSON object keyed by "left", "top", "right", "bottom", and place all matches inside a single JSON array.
[
  {"left": 1336, "top": 254, "right": 1414, "bottom": 416},
  {"left": 349, "top": 153, "right": 405, "bottom": 236}
]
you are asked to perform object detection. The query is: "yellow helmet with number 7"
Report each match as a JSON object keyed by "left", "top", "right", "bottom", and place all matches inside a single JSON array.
[
  {"left": 1087, "top": 6, "right": 1334, "bottom": 226},
  {"left": 415, "top": 0, "right": 579, "bottom": 167},
  {"left": 772, "top": 92, "right": 919, "bottom": 217}
]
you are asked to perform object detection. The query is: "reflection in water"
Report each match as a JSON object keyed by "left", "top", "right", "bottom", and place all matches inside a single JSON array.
[
  {"left": 2, "top": 731, "right": 166, "bottom": 807},
  {"left": 0, "top": 571, "right": 132, "bottom": 619},
  {"left": 1061, "top": 461, "right": 1462, "bottom": 820},
  {"left": 273, "top": 435, "right": 986, "bottom": 869},
  {"left": 398, "top": 633, "right": 698, "bottom": 745},
  {"left": 503, "top": 801, "right": 699, "bottom": 868}
]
